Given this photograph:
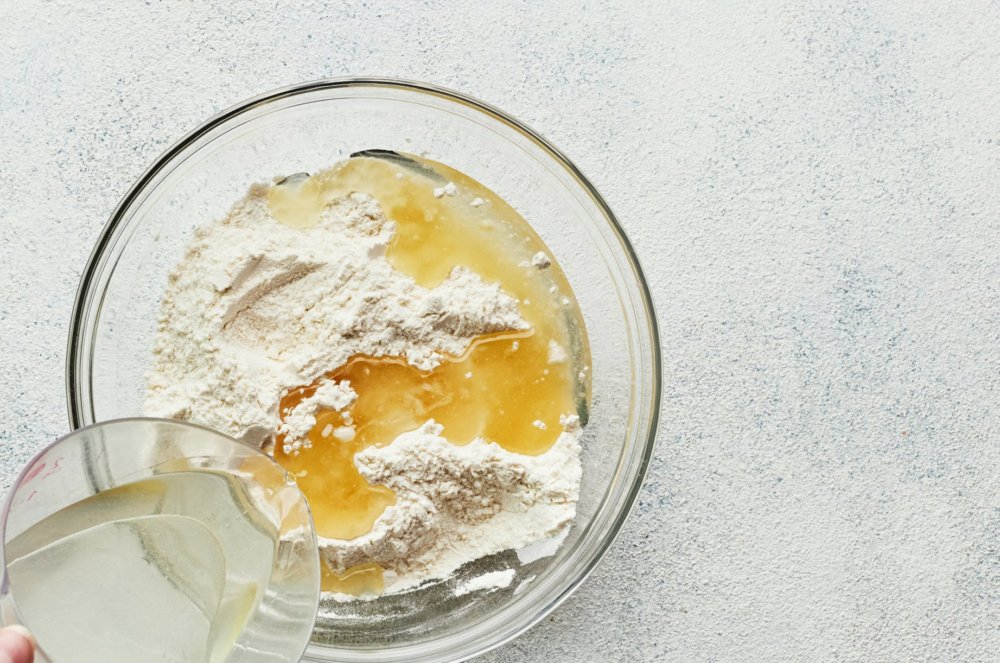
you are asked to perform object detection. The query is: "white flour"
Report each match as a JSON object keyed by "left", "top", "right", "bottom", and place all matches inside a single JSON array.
[
  {"left": 144, "top": 180, "right": 581, "bottom": 596},
  {"left": 335, "top": 421, "right": 579, "bottom": 594},
  {"left": 277, "top": 379, "right": 357, "bottom": 454},
  {"left": 454, "top": 569, "right": 517, "bottom": 597}
]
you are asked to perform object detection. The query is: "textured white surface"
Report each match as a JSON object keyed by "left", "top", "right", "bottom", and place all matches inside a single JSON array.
[{"left": 1, "top": 1, "right": 999, "bottom": 661}]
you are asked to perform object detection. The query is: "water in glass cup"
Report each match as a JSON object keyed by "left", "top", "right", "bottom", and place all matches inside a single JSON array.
[{"left": 0, "top": 420, "right": 320, "bottom": 663}]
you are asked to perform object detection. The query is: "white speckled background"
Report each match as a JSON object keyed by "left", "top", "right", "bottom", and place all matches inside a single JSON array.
[{"left": 2, "top": 1, "right": 999, "bottom": 661}]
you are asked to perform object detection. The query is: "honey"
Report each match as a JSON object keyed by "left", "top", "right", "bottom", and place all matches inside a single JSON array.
[
  {"left": 270, "top": 154, "right": 590, "bottom": 587},
  {"left": 321, "top": 562, "right": 384, "bottom": 596}
]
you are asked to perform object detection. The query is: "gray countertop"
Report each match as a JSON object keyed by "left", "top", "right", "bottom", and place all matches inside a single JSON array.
[{"left": 2, "top": 1, "right": 998, "bottom": 661}]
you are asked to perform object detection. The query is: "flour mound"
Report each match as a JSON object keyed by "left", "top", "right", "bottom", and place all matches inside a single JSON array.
[
  {"left": 277, "top": 379, "right": 357, "bottom": 454},
  {"left": 338, "top": 421, "right": 581, "bottom": 594},
  {"left": 145, "top": 187, "right": 526, "bottom": 446}
]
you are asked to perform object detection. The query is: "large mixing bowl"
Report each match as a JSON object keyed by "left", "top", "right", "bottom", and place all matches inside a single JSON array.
[{"left": 66, "top": 78, "right": 660, "bottom": 662}]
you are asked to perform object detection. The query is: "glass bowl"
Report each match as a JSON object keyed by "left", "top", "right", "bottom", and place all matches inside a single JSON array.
[{"left": 66, "top": 78, "right": 660, "bottom": 662}]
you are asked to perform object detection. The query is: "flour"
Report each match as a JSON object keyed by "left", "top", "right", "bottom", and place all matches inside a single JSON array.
[
  {"left": 145, "top": 185, "right": 526, "bottom": 445},
  {"left": 144, "top": 178, "right": 582, "bottom": 597},
  {"left": 454, "top": 569, "right": 516, "bottom": 597},
  {"left": 432, "top": 181, "right": 457, "bottom": 198},
  {"left": 337, "top": 420, "right": 580, "bottom": 594},
  {"left": 277, "top": 379, "right": 357, "bottom": 455},
  {"left": 530, "top": 251, "right": 551, "bottom": 269},
  {"left": 547, "top": 339, "right": 568, "bottom": 364}
]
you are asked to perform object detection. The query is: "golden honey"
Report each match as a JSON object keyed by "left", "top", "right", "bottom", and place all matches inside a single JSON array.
[{"left": 321, "top": 562, "right": 385, "bottom": 596}]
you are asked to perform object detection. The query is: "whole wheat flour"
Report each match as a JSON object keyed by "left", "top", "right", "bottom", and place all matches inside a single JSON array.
[{"left": 144, "top": 179, "right": 582, "bottom": 596}]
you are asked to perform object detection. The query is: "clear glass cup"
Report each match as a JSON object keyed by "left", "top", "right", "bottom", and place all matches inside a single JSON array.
[{"left": 0, "top": 418, "right": 321, "bottom": 663}]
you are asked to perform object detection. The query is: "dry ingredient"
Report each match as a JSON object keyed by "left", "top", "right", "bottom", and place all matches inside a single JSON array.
[{"left": 145, "top": 157, "right": 586, "bottom": 598}]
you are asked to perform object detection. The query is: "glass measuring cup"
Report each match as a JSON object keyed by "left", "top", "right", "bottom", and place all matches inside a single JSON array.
[{"left": 0, "top": 418, "right": 321, "bottom": 663}]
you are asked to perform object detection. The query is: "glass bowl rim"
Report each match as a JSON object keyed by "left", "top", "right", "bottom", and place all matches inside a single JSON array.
[{"left": 64, "top": 76, "right": 662, "bottom": 660}]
